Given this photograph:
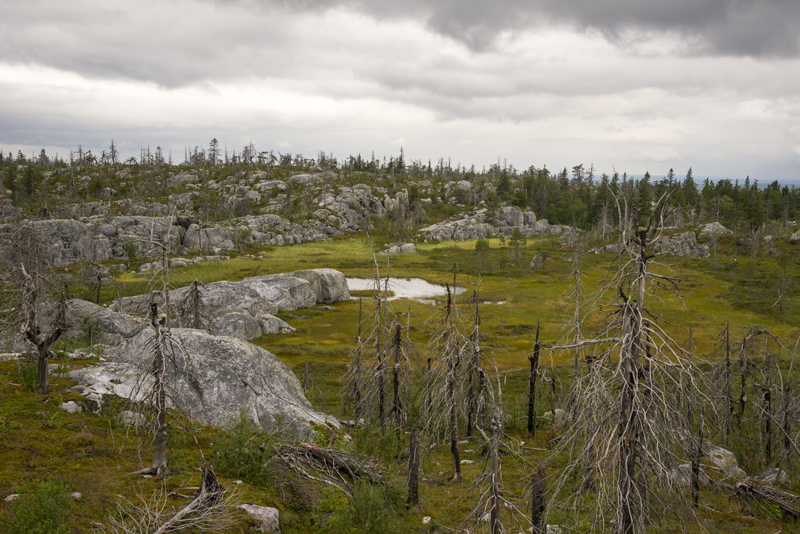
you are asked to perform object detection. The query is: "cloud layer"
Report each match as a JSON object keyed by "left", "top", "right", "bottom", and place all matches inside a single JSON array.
[{"left": 1, "top": 0, "right": 798, "bottom": 180}]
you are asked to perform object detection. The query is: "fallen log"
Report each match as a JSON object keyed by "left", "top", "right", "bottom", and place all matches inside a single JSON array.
[{"left": 714, "top": 478, "right": 800, "bottom": 520}]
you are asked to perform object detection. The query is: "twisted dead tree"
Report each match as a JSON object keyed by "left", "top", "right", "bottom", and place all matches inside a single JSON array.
[
  {"left": 547, "top": 193, "right": 712, "bottom": 534},
  {"left": 0, "top": 223, "right": 66, "bottom": 394}
]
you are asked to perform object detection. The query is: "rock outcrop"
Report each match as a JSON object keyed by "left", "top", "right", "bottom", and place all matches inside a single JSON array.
[
  {"left": 655, "top": 231, "right": 709, "bottom": 258},
  {"left": 418, "top": 207, "right": 574, "bottom": 242},
  {"left": 698, "top": 222, "right": 731, "bottom": 240},
  {"left": 115, "top": 268, "right": 349, "bottom": 340},
  {"left": 591, "top": 232, "right": 710, "bottom": 258},
  {"left": 65, "top": 299, "right": 146, "bottom": 346},
  {"left": 119, "top": 329, "right": 335, "bottom": 435},
  {"left": 69, "top": 329, "right": 337, "bottom": 436}
]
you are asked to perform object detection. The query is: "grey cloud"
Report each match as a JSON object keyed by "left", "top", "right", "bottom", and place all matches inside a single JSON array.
[{"left": 260, "top": 0, "right": 800, "bottom": 57}]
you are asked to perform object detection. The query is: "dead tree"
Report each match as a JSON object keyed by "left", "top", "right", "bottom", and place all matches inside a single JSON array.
[
  {"left": 135, "top": 301, "right": 170, "bottom": 477},
  {"left": 98, "top": 468, "right": 236, "bottom": 534},
  {"left": 466, "top": 288, "right": 488, "bottom": 438},
  {"left": 424, "top": 279, "right": 469, "bottom": 481},
  {"left": 345, "top": 241, "right": 404, "bottom": 431},
  {"left": 722, "top": 323, "right": 733, "bottom": 443},
  {"left": 342, "top": 298, "right": 364, "bottom": 421},
  {"left": 531, "top": 464, "right": 546, "bottom": 534},
  {"left": 527, "top": 322, "right": 541, "bottom": 438},
  {"left": 0, "top": 223, "right": 66, "bottom": 394},
  {"left": 546, "top": 193, "right": 710, "bottom": 534},
  {"left": 445, "top": 284, "right": 462, "bottom": 480}
]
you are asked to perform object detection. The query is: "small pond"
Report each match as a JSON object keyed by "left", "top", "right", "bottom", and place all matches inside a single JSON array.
[{"left": 346, "top": 277, "right": 467, "bottom": 304}]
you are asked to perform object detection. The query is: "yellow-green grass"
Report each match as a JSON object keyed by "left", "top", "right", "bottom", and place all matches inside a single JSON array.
[{"left": 29, "top": 233, "right": 800, "bottom": 532}]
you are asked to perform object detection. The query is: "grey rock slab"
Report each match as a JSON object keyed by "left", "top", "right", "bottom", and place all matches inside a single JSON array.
[
  {"left": 65, "top": 299, "right": 145, "bottom": 346},
  {"left": 702, "top": 443, "right": 747, "bottom": 480},
  {"left": 111, "top": 328, "right": 338, "bottom": 435}
]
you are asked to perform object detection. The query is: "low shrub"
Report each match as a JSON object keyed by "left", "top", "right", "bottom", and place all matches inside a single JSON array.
[{"left": 5, "top": 477, "right": 73, "bottom": 534}]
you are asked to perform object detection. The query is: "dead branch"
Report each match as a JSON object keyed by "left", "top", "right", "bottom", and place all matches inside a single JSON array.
[{"left": 275, "top": 443, "right": 382, "bottom": 493}]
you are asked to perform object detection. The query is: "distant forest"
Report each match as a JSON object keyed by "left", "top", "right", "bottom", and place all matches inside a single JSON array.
[{"left": 1, "top": 140, "right": 796, "bottom": 233}]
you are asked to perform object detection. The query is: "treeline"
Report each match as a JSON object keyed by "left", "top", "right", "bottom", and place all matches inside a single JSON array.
[{"left": 1, "top": 140, "right": 797, "bottom": 233}]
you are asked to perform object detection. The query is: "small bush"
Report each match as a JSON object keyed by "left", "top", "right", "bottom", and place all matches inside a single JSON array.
[
  {"left": 122, "top": 241, "right": 138, "bottom": 261},
  {"left": 213, "top": 410, "right": 281, "bottom": 486},
  {"left": 5, "top": 477, "right": 73, "bottom": 534},
  {"left": 314, "top": 481, "right": 404, "bottom": 534},
  {"left": 18, "top": 359, "right": 38, "bottom": 393}
]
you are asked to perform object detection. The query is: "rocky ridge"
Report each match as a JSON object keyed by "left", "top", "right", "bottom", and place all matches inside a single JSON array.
[{"left": 417, "top": 207, "right": 575, "bottom": 242}]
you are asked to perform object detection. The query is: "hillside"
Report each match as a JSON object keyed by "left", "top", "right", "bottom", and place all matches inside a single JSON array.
[{"left": 2, "top": 150, "right": 800, "bottom": 533}]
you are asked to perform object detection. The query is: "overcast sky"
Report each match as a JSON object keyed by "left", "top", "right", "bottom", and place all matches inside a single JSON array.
[{"left": 1, "top": 0, "right": 799, "bottom": 182}]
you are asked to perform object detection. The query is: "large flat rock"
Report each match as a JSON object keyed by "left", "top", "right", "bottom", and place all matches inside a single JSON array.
[
  {"left": 115, "top": 268, "right": 349, "bottom": 340},
  {"left": 72, "top": 328, "right": 338, "bottom": 436}
]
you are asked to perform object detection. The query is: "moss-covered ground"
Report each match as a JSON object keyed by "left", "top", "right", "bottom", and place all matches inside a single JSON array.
[{"left": 3, "top": 232, "right": 800, "bottom": 532}]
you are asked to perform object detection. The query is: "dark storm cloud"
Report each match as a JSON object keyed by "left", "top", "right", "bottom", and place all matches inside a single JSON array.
[{"left": 265, "top": 0, "right": 800, "bottom": 57}]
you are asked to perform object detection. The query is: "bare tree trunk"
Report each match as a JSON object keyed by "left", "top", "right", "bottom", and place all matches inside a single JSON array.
[
  {"left": 764, "top": 385, "right": 772, "bottom": 465},
  {"left": 392, "top": 324, "right": 402, "bottom": 431},
  {"left": 448, "top": 368, "right": 461, "bottom": 480},
  {"left": 531, "top": 464, "right": 546, "bottom": 533},
  {"left": 617, "top": 230, "right": 647, "bottom": 534},
  {"left": 445, "top": 284, "right": 461, "bottom": 480},
  {"left": 690, "top": 407, "right": 703, "bottom": 510},
  {"left": 549, "top": 373, "right": 557, "bottom": 442},
  {"left": 354, "top": 298, "right": 363, "bottom": 422},
  {"left": 527, "top": 321, "right": 541, "bottom": 438},
  {"left": 162, "top": 247, "right": 171, "bottom": 329},
  {"left": 582, "top": 354, "right": 596, "bottom": 493},
  {"left": 150, "top": 302, "right": 168, "bottom": 476},
  {"left": 376, "top": 295, "right": 385, "bottom": 429},
  {"left": 425, "top": 357, "right": 432, "bottom": 418},
  {"left": 738, "top": 340, "right": 748, "bottom": 429},
  {"left": 784, "top": 382, "right": 792, "bottom": 456},
  {"left": 466, "top": 290, "right": 481, "bottom": 438},
  {"left": 407, "top": 428, "right": 419, "bottom": 508},
  {"left": 724, "top": 323, "right": 732, "bottom": 444},
  {"left": 489, "top": 420, "right": 501, "bottom": 534},
  {"left": 36, "top": 344, "right": 50, "bottom": 394}
]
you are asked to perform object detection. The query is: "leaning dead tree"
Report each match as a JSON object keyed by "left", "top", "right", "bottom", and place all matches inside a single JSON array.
[
  {"left": 275, "top": 443, "right": 382, "bottom": 494},
  {"left": 0, "top": 223, "right": 66, "bottom": 394},
  {"left": 547, "top": 194, "right": 712, "bottom": 533}
]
